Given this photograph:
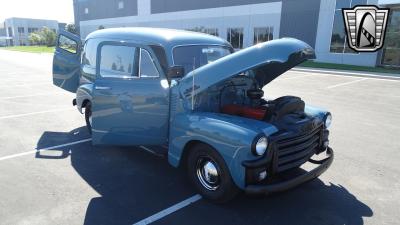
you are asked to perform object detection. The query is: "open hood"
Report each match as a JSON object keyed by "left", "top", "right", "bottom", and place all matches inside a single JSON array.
[{"left": 179, "top": 38, "right": 315, "bottom": 98}]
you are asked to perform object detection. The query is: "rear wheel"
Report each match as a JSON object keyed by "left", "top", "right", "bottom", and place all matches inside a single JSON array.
[
  {"left": 186, "top": 143, "right": 239, "bottom": 203},
  {"left": 84, "top": 102, "right": 92, "bottom": 134}
]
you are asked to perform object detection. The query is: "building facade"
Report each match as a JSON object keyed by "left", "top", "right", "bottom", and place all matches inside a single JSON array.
[
  {"left": 4, "top": 18, "right": 59, "bottom": 46},
  {"left": 73, "top": 0, "right": 400, "bottom": 67}
]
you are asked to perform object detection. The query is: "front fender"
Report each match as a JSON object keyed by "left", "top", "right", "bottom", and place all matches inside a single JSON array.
[
  {"left": 76, "top": 83, "right": 94, "bottom": 113},
  {"left": 168, "top": 112, "right": 278, "bottom": 188}
]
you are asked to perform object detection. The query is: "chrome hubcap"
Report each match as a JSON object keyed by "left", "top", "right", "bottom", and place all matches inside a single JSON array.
[{"left": 196, "top": 157, "right": 220, "bottom": 191}]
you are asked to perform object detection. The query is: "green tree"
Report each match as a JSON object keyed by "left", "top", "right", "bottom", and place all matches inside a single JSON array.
[
  {"left": 28, "top": 32, "right": 43, "bottom": 45},
  {"left": 40, "top": 27, "right": 57, "bottom": 47},
  {"left": 66, "top": 23, "right": 77, "bottom": 34}
]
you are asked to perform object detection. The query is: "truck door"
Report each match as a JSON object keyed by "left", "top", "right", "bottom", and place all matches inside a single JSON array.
[
  {"left": 91, "top": 42, "right": 169, "bottom": 146},
  {"left": 52, "top": 30, "right": 82, "bottom": 93}
]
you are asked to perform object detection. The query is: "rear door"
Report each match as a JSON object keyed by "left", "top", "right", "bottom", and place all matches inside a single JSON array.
[{"left": 52, "top": 30, "right": 82, "bottom": 92}]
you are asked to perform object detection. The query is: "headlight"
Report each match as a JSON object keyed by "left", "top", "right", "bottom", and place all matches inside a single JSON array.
[
  {"left": 252, "top": 136, "right": 268, "bottom": 156},
  {"left": 324, "top": 113, "right": 332, "bottom": 128}
]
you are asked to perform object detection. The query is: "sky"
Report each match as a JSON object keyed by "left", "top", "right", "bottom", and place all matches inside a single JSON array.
[{"left": 0, "top": 0, "right": 74, "bottom": 23}]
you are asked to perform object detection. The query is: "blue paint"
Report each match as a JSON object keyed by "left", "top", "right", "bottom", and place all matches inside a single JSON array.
[{"left": 52, "top": 27, "right": 331, "bottom": 190}]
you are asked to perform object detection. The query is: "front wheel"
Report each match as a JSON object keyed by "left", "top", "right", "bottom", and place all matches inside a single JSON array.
[
  {"left": 84, "top": 102, "right": 92, "bottom": 134},
  {"left": 186, "top": 143, "right": 239, "bottom": 203}
]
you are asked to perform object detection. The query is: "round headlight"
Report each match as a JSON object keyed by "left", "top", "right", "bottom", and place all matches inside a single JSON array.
[
  {"left": 253, "top": 136, "right": 268, "bottom": 156},
  {"left": 325, "top": 113, "right": 332, "bottom": 128}
]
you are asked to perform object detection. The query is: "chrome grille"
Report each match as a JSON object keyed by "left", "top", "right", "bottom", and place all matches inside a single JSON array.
[{"left": 273, "top": 125, "right": 322, "bottom": 173}]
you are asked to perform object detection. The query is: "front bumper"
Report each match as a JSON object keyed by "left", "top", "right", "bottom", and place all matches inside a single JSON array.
[{"left": 244, "top": 147, "right": 333, "bottom": 195}]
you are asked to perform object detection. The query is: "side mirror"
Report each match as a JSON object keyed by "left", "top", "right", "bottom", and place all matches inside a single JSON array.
[{"left": 167, "top": 66, "right": 185, "bottom": 79}]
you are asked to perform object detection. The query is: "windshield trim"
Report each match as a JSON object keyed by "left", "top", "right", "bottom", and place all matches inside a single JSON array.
[{"left": 171, "top": 44, "right": 233, "bottom": 67}]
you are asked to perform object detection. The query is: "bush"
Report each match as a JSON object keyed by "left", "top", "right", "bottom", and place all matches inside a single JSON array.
[
  {"left": 28, "top": 32, "right": 43, "bottom": 45},
  {"left": 66, "top": 23, "right": 77, "bottom": 34},
  {"left": 28, "top": 27, "right": 57, "bottom": 47}
]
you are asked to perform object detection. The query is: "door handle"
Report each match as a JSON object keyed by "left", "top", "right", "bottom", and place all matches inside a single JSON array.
[{"left": 95, "top": 86, "right": 112, "bottom": 90}]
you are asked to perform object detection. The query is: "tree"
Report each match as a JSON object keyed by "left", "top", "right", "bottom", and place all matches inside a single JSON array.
[
  {"left": 40, "top": 27, "right": 57, "bottom": 47},
  {"left": 66, "top": 23, "right": 77, "bottom": 34},
  {"left": 28, "top": 27, "right": 57, "bottom": 46},
  {"left": 28, "top": 32, "right": 43, "bottom": 45}
]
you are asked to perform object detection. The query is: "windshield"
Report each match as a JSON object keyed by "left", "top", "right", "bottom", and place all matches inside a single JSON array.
[{"left": 173, "top": 45, "right": 232, "bottom": 76}]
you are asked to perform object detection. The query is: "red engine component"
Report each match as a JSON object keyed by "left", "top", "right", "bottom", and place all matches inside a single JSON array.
[{"left": 221, "top": 104, "right": 266, "bottom": 120}]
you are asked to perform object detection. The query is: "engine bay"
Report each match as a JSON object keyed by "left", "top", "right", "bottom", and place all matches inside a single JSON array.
[{"left": 195, "top": 73, "right": 308, "bottom": 126}]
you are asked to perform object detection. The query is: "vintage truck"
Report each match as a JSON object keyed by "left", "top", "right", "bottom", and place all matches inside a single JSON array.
[{"left": 53, "top": 27, "right": 333, "bottom": 202}]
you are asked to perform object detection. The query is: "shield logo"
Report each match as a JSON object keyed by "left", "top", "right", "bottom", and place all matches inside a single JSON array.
[{"left": 343, "top": 5, "right": 390, "bottom": 52}]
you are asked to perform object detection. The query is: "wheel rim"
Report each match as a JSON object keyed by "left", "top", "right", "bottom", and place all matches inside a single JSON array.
[{"left": 196, "top": 157, "right": 220, "bottom": 191}]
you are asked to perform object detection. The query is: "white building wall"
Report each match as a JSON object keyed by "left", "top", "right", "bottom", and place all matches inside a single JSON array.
[
  {"left": 79, "top": 2, "right": 282, "bottom": 49},
  {"left": 314, "top": 0, "right": 379, "bottom": 66},
  {"left": 4, "top": 18, "right": 59, "bottom": 46}
]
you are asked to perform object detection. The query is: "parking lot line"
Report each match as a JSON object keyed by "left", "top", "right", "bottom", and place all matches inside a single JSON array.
[
  {"left": 326, "top": 78, "right": 368, "bottom": 89},
  {"left": 293, "top": 68, "right": 400, "bottom": 81},
  {"left": 0, "top": 81, "right": 50, "bottom": 88},
  {"left": 139, "top": 146, "right": 164, "bottom": 157},
  {"left": 279, "top": 74, "right": 315, "bottom": 80},
  {"left": 0, "top": 107, "right": 74, "bottom": 120},
  {"left": 0, "top": 138, "right": 91, "bottom": 162},
  {"left": 132, "top": 194, "right": 202, "bottom": 225},
  {"left": 0, "top": 92, "right": 60, "bottom": 100}
]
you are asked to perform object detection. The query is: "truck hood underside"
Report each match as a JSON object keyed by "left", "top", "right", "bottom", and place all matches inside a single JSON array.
[{"left": 179, "top": 38, "right": 316, "bottom": 99}]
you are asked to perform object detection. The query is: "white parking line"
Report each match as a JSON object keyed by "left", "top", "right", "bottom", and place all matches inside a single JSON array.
[
  {"left": 0, "top": 138, "right": 92, "bottom": 161},
  {"left": 139, "top": 146, "right": 164, "bottom": 157},
  {"left": 0, "top": 92, "right": 60, "bottom": 100},
  {"left": 293, "top": 68, "right": 400, "bottom": 81},
  {"left": 0, "top": 108, "right": 74, "bottom": 120},
  {"left": 326, "top": 78, "right": 368, "bottom": 89},
  {"left": 133, "top": 194, "right": 202, "bottom": 225},
  {"left": 279, "top": 74, "right": 315, "bottom": 80},
  {"left": 0, "top": 82, "right": 50, "bottom": 88}
]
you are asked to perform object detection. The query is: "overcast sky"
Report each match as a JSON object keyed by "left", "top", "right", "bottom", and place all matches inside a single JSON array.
[{"left": 0, "top": 0, "right": 74, "bottom": 23}]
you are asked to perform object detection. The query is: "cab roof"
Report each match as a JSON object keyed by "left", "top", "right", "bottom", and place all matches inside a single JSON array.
[{"left": 86, "top": 27, "right": 231, "bottom": 49}]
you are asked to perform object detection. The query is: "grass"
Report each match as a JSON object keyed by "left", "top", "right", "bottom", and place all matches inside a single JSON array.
[
  {"left": 300, "top": 61, "right": 400, "bottom": 74},
  {"left": 2, "top": 45, "right": 55, "bottom": 53}
]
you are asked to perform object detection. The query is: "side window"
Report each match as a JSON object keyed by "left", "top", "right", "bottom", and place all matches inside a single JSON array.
[
  {"left": 82, "top": 40, "right": 96, "bottom": 68},
  {"left": 150, "top": 45, "right": 168, "bottom": 75},
  {"left": 58, "top": 35, "right": 77, "bottom": 54},
  {"left": 139, "top": 49, "right": 159, "bottom": 78},
  {"left": 100, "top": 45, "right": 136, "bottom": 78}
]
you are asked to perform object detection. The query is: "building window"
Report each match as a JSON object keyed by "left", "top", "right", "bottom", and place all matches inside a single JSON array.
[
  {"left": 7, "top": 27, "right": 13, "bottom": 37},
  {"left": 227, "top": 28, "right": 244, "bottom": 49},
  {"left": 205, "top": 28, "right": 219, "bottom": 37},
  {"left": 381, "top": 8, "right": 400, "bottom": 67},
  {"left": 186, "top": 27, "right": 219, "bottom": 36},
  {"left": 253, "top": 27, "right": 273, "bottom": 44},
  {"left": 118, "top": 1, "right": 124, "bottom": 9},
  {"left": 84, "top": 7, "right": 89, "bottom": 14},
  {"left": 100, "top": 45, "right": 137, "bottom": 78},
  {"left": 17, "top": 27, "right": 24, "bottom": 35},
  {"left": 330, "top": 0, "right": 366, "bottom": 53},
  {"left": 28, "top": 27, "right": 39, "bottom": 33}
]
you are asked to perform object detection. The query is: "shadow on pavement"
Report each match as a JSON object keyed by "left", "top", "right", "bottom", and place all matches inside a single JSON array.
[
  {"left": 166, "top": 180, "right": 374, "bottom": 225},
  {"left": 36, "top": 127, "right": 373, "bottom": 225}
]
